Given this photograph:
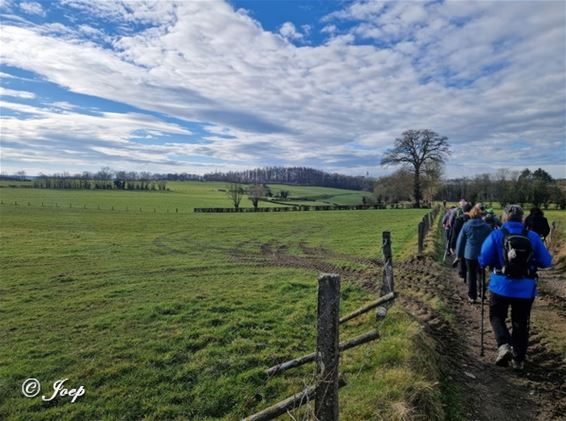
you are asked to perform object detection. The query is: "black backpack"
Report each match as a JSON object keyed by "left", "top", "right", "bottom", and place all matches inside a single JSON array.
[{"left": 501, "top": 227, "right": 534, "bottom": 279}]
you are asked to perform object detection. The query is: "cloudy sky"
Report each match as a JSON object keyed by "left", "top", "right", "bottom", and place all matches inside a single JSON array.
[{"left": 0, "top": 0, "right": 564, "bottom": 177}]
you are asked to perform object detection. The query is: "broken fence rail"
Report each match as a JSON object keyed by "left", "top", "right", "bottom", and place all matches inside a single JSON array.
[
  {"left": 266, "top": 330, "right": 380, "bottom": 377},
  {"left": 242, "top": 377, "right": 347, "bottom": 421}
]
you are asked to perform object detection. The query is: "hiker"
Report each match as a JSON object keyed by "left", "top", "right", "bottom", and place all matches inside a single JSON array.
[
  {"left": 448, "top": 199, "right": 467, "bottom": 228},
  {"left": 442, "top": 206, "right": 457, "bottom": 257},
  {"left": 524, "top": 207, "right": 550, "bottom": 240},
  {"left": 483, "top": 208, "right": 501, "bottom": 230},
  {"left": 479, "top": 205, "right": 552, "bottom": 370},
  {"left": 456, "top": 203, "right": 492, "bottom": 302},
  {"left": 450, "top": 202, "right": 472, "bottom": 278}
]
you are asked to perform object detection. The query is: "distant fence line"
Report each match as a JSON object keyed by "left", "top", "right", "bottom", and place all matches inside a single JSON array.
[
  {"left": 0, "top": 200, "right": 434, "bottom": 214},
  {"left": 194, "top": 203, "right": 430, "bottom": 213}
]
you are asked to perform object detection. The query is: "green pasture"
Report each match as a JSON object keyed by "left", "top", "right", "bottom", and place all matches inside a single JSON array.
[
  {"left": 0, "top": 184, "right": 443, "bottom": 420},
  {"left": 0, "top": 181, "right": 372, "bottom": 211}
]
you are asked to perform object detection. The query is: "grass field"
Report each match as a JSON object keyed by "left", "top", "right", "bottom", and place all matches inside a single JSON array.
[
  {"left": 0, "top": 181, "right": 372, "bottom": 211},
  {"left": 0, "top": 183, "right": 444, "bottom": 420}
]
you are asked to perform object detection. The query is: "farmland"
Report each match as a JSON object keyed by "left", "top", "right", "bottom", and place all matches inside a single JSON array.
[
  {"left": 0, "top": 183, "right": 440, "bottom": 420},
  {"left": 0, "top": 181, "right": 374, "bottom": 211}
]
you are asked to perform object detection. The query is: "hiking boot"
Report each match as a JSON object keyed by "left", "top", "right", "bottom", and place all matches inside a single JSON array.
[
  {"left": 511, "top": 359, "right": 525, "bottom": 371},
  {"left": 495, "top": 344, "right": 513, "bottom": 366}
]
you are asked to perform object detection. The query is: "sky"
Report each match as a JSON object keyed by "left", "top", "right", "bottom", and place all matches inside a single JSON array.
[{"left": 0, "top": 0, "right": 565, "bottom": 178}]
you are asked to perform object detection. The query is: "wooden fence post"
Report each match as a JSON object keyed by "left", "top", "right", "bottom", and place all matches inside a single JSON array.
[
  {"left": 316, "top": 273, "right": 340, "bottom": 421},
  {"left": 381, "top": 232, "right": 394, "bottom": 295},
  {"left": 418, "top": 221, "right": 424, "bottom": 254}
]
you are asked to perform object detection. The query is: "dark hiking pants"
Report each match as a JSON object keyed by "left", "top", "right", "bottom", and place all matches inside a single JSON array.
[
  {"left": 465, "top": 259, "right": 480, "bottom": 299},
  {"left": 459, "top": 258, "right": 467, "bottom": 281},
  {"left": 489, "top": 292, "right": 534, "bottom": 362},
  {"left": 445, "top": 229, "right": 452, "bottom": 254}
]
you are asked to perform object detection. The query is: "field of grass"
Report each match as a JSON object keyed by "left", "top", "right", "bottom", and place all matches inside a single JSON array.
[
  {"left": 0, "top": 181, "right": 373, "bottom": 211},
  {"left": 267, "top": 184, "right": 373, "bottom": 206},
  {"left": 0, "top": 184, "right": 445, "bottom": 420}
]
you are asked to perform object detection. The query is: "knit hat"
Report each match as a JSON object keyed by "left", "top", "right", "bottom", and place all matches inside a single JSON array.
[{"left": 504, "top": 204, "right": 524, "bottom": 222}]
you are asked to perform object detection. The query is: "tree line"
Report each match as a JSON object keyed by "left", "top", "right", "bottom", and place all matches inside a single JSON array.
[
  {"left": 203, "top": 167, "right": 374, "bottom": 191},
  {"left": 435, "top": 168, "right": 565, "bottom": 208},
  {"left": 32, "top": 168, "right": 167, "bottom": 191},
  {"left": 373, "top": 166, "right": 564, "bottom": 209},
  {"left": 20, "top": 166, "right": 374, "bottom": 191}
]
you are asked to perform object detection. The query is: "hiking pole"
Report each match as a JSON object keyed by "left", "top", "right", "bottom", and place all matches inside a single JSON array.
[{"left": 480, "top": 268, "right": 486, "bottom": 357}]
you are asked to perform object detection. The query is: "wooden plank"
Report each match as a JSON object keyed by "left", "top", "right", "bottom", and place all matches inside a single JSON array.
[
  {"left": 243, "top": 377, "right": 346, "bottom": 421},
  {"left": 266, "top": 330, "right": 380, "bottom": 376},
  {"left": 339, "top": 292, "right": 396, "bottom": 324}
]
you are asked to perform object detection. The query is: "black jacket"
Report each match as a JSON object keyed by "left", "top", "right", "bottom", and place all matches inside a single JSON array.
[
  {"left": 450, "top": 214, "right": 470, "bottom": 250},
  {"left": 525, "top": 214, "right": 550, "bottom": 238}
]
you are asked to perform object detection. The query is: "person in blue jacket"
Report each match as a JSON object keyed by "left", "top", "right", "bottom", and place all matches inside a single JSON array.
[
  {"left": 479, "top": 205, "right": 552, "bottom": 370},
  {"left": 456, "top": 203, "right": 492, "bottom": 303}
]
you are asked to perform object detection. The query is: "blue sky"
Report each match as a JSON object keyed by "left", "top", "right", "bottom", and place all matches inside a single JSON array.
[{"left": 0, "top": 0, "right": 565, "bottom": 178}]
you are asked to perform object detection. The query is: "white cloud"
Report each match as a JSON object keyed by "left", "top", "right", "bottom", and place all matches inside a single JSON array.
[
  {"left": 321, "top": 24, "right": 337, "bottom": 34},
  {"left": 0, "top": 99, "right": 194, "bottom": 168},
  {"left": 279, "top": 21, "right": 303, "bottom": 40},
  {"left": 0, "top": 87, "right": 36, "bottom": 98},
  {"left": 19, "top": 1, "right": 45, "bottom": 16},
  {"left": 0, "top": 0, "right": 564, "bottom": 177}
]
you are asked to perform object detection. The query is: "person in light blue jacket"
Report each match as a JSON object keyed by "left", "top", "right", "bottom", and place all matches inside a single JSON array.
[
  {"left": 456, "top": 203, "right": 492, "bottom": 303},
  {"left": 479, "top": 205, "right": 552, "bottom": 370}
]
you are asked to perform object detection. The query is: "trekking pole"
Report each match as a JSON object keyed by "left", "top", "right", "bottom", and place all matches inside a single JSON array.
[{"left": 480, "top": 268, "right": 486, "bottom": 357}]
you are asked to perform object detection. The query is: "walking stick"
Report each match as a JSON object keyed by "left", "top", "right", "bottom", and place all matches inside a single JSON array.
[{"left": 480, "top": 268, "right": 486, "bottom": 357}]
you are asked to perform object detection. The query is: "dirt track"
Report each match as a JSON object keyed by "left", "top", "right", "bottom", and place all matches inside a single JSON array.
[{"left": 398, "top": 256, "right": 566, "bottom": 420}]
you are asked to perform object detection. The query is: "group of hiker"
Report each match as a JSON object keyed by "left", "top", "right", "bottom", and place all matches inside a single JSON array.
[{"left": 442, "top": 201, "right": 553, "bottom": 370}]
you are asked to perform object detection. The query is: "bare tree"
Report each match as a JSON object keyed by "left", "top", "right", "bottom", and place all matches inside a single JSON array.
[
  {"left": 227, "top": 183, "right": 245, "bottom": 209},
  {"left": 247, "top": 184, "right": 266, "bottom": 210},
  {"left": 95, "top": 166, "right": 114, "bottom": 180},
  {"left": 381, "top": 129, "right": 451, "bottom": 207}
]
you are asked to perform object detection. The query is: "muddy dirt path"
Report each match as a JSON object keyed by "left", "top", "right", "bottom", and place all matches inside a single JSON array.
[{"left": 397, "top": 256, "right": 566, "bottom": 420}]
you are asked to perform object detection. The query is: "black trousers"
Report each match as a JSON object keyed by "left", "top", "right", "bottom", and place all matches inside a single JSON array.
[
  {"left": 465, "top": 259, "right": 480, "bottom": 299},
  {"left": 489, "top": 292, "right": 534, "bottom": 362},
  {"left": 458, "top": 258, "right": 467, "bottom": 280}
]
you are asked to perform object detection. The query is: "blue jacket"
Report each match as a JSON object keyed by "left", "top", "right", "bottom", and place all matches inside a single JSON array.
[
  {"left": 479, "top": 221, "right": 552, "bottom": 299},
  {"left": 456, "top": 218, "right": 492, "bottom": 260}
]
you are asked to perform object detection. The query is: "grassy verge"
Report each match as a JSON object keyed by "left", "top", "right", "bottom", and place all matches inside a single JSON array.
[{"left": 339, "top": 307, "right": 446, "bottom": 420}]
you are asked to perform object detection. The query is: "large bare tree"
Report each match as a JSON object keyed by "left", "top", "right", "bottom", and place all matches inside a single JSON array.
[{"left": 381, "top": 129, "right": 451, "bottom": 207}]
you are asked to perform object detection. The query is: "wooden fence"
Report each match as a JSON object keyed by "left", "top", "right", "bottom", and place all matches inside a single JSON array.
[
  {"left": 0, "top": 201, "right": 431, "bottom": 214},
  {"left": 417, "top": 206, "right": 441, "bottom": 255},
  {"left": 243, "top": 232, "right": 396, "bottom": 421},
  {"left": 194, "top": 204, "right": 436, "bottom": 213}
]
